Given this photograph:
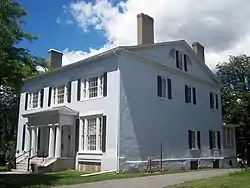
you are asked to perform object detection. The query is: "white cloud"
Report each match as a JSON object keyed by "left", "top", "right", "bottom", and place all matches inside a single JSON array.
[{"left": 60, "top": 0, "right": 250, "bottom": 70}]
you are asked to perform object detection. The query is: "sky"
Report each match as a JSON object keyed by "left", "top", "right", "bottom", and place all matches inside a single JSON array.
[{"left": 18, "top": 0, "right": 250, "bottom": 70}]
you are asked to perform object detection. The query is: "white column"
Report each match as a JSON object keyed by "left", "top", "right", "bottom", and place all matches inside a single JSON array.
[
  {"left": 78, "top": 119, "right": 83, "bottom": 151},
  {"left": 84, "top": 119, "right": 88, "bottom": 150},
  {"left": 55, "top": 125, "right": 62, "bottom": 158},
  {"left": 48, "top": 125, "right": 55, "bottom": 158},
  {"left": 24, "top": 124, "right": 31, "bottom": 152},
  {"left": 31, "top": 127, "right": 37, "bottom": 156},
  {"left": 96, "top": 117, "right": 100, "bottom": 151}
]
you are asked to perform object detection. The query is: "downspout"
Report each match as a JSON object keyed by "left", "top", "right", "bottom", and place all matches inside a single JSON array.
[{"left": 113, "top": 50, "right": 120, "bottom": 173}]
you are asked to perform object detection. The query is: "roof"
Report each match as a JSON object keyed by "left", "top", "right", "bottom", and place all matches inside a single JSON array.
[
  {"left": 25, "top": 40, "right": 220, "bottom": 86},
  {"left": 22, "top": 106, "right": 78, "bottom": 117}
]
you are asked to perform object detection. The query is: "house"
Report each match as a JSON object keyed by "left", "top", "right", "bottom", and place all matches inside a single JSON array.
[{"left": 15, "top": 13, "right": 237, "bottom": 173}]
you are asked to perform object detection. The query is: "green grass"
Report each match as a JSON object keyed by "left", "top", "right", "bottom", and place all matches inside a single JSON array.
[
  {"left": 0, "top": 166, "right": 6, "bottom": 171},
  {"left": 0, "top": 169, "right": 213, "bottom": 188},
  {"left": 173, "top": 169, "right": 250, "bottom": 188}
]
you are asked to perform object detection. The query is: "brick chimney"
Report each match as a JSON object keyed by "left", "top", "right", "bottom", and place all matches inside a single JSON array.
[
  {"left": 137, "top": 13, "right": 154, "bottom": 45},
  {"left": 48, "top": 49, "right": 63, "bottom": 69},
  {"left": 192, "top": 42, "right": 205, "bottom": 63}
]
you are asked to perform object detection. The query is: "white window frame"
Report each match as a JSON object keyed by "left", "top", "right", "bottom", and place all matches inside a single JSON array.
[
  {"left": 81, "top": 74, "right": 104, "bottom": 101},
  {"left": 210, "top": 93, "right": 218, "bottom": 110},
  {"left": 223, "top": 127, "right": 235, "bottom": 149},
  {"left": 51, "top": 85, "right": 68, "bottom": 106},
  {"left": 158, "top": 76, "right": 171, "bottom": 99},
  {"left": 81, "top": 116, "right": 103, "bottom": 152},
  {"left": 190, "top": 131, "right": 199, "bottom": 150},
  {"left": 186, "top": 85, "right": 195, "bottom": 103},
  {"left": 211, "top": 131, "right": 218, "bottom": 149},
  {"left": 176, "top": 51, "right": 186, "bottom": 70},
  {"left": 27, "top": 91, "right": 40, "bottom": 110}
]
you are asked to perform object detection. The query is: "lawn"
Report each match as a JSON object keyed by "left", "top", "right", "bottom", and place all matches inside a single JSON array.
[
  {"left": 174, "top": 169, "right": 250, "bottom": 188},
  {"left": 0, "top": 166, "right": 6, "bottom": 171},
  {"left": 0, "top": 169, "right": 212, "bottom": 188}
]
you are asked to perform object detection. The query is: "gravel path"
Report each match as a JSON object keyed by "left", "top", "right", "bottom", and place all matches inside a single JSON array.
[{"left": 56, "top": 169, "right": 240, "bottom": 188}]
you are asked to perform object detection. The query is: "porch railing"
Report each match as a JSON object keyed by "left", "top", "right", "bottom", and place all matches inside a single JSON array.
[{"left": 13, "top": 148, "right": 33, "bottom": 170}]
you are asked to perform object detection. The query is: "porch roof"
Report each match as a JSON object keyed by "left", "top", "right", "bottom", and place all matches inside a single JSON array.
[{"left": 22, "top": 106, "right": 78, "bottom": 118}]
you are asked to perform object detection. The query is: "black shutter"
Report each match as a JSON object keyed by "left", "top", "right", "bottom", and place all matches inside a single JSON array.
[
  {"left": 77, "top": 79, "right": 81, "bottom": 101},
  {"left": 184, "top": 54, "right": 188, "bottom": 71},
  {"left": 193, "top": 87, "right": 196, "bottom": 105},
  {"left": 176, "top": 50, "right": 179, "bottom": 68},
  {"left": 37, "top": 127, "right": 41, "bottom": 152},
  {"left": 167, "top": 78, "right": 172, "bottom": 99},
  {"left": 157, "top": 76, "right": 162, "bottom": 97},
  {"left": 102, "top": 116, "right": 107, "bottom": 153},
  {"left": 103, "top": 72, "right": 107, "bottom": 97},
  {"left": 210, "top": 93, "right": 214, "bottom": 109},
  {"left": 185, "top": 85, "right": 189, "bottom": 103},
  {"left": 67, "top": 81, "right": 72, "bottom": 103},
  {"left": 25, "top": 93, "right": 28, "bottom": 110},
  {"left": 217, "top": 131, "right": 221, "bottom": 149},
  {"left": 48, "top": 87, "right": 52, "bottom": 107},
  {"left": 22, "top": 124, "right": 26, "bottom": 151},
  {"left": 188, "top": 130, "right": 192, "bottom": 149},
  {"left": 40, "top": 89, "right": 44, "bottom": 108},
  {"left": 75, "top": 119, "right": 79, "bottom": 153},
  {"left": 215, "top": 94, "right": 218, "bottom": 109},
  {"left": 197, "top": 131, "right": 201, "bottom": 149},
  {"left": 209, "top": 130, "right": 213, "bottom": 149}
]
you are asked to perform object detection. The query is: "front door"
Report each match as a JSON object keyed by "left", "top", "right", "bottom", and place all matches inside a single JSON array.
[{"left": 61, "top": 126, "right": 71, "bottom": 157}]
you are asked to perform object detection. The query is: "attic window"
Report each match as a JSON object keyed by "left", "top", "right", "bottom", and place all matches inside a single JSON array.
[{"left": 175, "top": 50, "right": 188, "bottom": 71}]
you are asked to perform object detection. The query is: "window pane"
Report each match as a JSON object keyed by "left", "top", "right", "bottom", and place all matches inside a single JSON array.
[
  {"left": 32, "top": 92, "right": 39, "bottom": 108},
  {"left": 99, "top": 118, "right": 102, "bottom": 151},
  {"left": 89, "top": 77, "right": 98, "bottom": 98},
  {"left": 57, "top": 86, "right": 65, "bottom": 104},
  {"left": 191, "top": 131, "right": 196, "bottom": 148},
  {"left": 87, "top": 118, "right": 97, "bottom": 151},
  {"left": 212, "top": 132, "right": 216, "bottom": 148},
  {"left": 187, "top": 87, "right": 192, "bottom": 103},
  {"left": 161, "top": 78, "right": 166, "bottom": 98}
]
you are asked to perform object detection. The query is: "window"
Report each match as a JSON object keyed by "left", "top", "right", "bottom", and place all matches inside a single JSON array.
[
  {"left": 27, "top": 91, "right": 40, "bottom": 109},
  {"left": 57, "top": 86, "right": 65, "bottom": 104},
  {"left": 175, "top": 50, "right": 188, "bottom": 71},
  {"left": 188, "top": 130, "right": 201, "bottom": 149},
  {"left": 32, "top": 92, "right": 39, "bottom": 108},
  {"left": 80, "top": 74, "right": 105, "bottom": 100},
  {"left": 209, "top": 130, "right": 221, "bottom": 149},
  {"left": 52, "top": 85, "right": 68, "bottom": 105},
  {"left": 157, "top": 76, "right": 172, "bottom": 99},
  {"left": 80, "top": 116, "right": 107, "bottom": 152},
  {"left": 210, "top": 93, "right": 218, "bottom": 109},
  {"left": 185, "top": 85, "right": 196, "bottom": 104},
  {"left": 87, "top": 118, "right": 97, "bottom": 151},
  {"left": 223, "top": 127, "right": 235, "bottom": 148},
  {"left": 89, "top": 77, "right": 98, "bottom": 98}
]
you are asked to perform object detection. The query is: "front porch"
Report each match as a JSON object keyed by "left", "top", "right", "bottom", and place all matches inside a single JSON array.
[{"left": 22, "top": 106, "right": 78, "bottom": 160}]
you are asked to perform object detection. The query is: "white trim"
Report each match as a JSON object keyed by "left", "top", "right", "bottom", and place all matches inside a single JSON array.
[
  {"left": 27, "top": 91, "right": 41, "bottom": 110},
  {"left": 190, "top": 130, "right": 199, "bottom": 150},
  {"left": 126, "top": 157, "right": 225, "bottom": 163},
  {"left": 79, "top": 111, "right": 104, "bottom": 117},
  {"left": 51, "top": 85, "right": 68, "bottom": 106},
  {"left": 123, "top": 49, "right": 222, "bottom": 88},
  {"left": 80, "top": 73, "right": 104, "bottom": 101}
]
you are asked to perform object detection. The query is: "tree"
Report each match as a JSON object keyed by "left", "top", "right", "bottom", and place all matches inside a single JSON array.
[
  {"left": 0, "top": 0, "right": 48, "bottom": 162},
  {"left": 216, "top": 55, "right": 250, "bottom": 164}
]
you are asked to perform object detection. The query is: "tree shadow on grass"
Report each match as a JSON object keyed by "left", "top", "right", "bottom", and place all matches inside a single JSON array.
[{"left": 0, "top": 174, "right": 62, "bottom": 188}]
